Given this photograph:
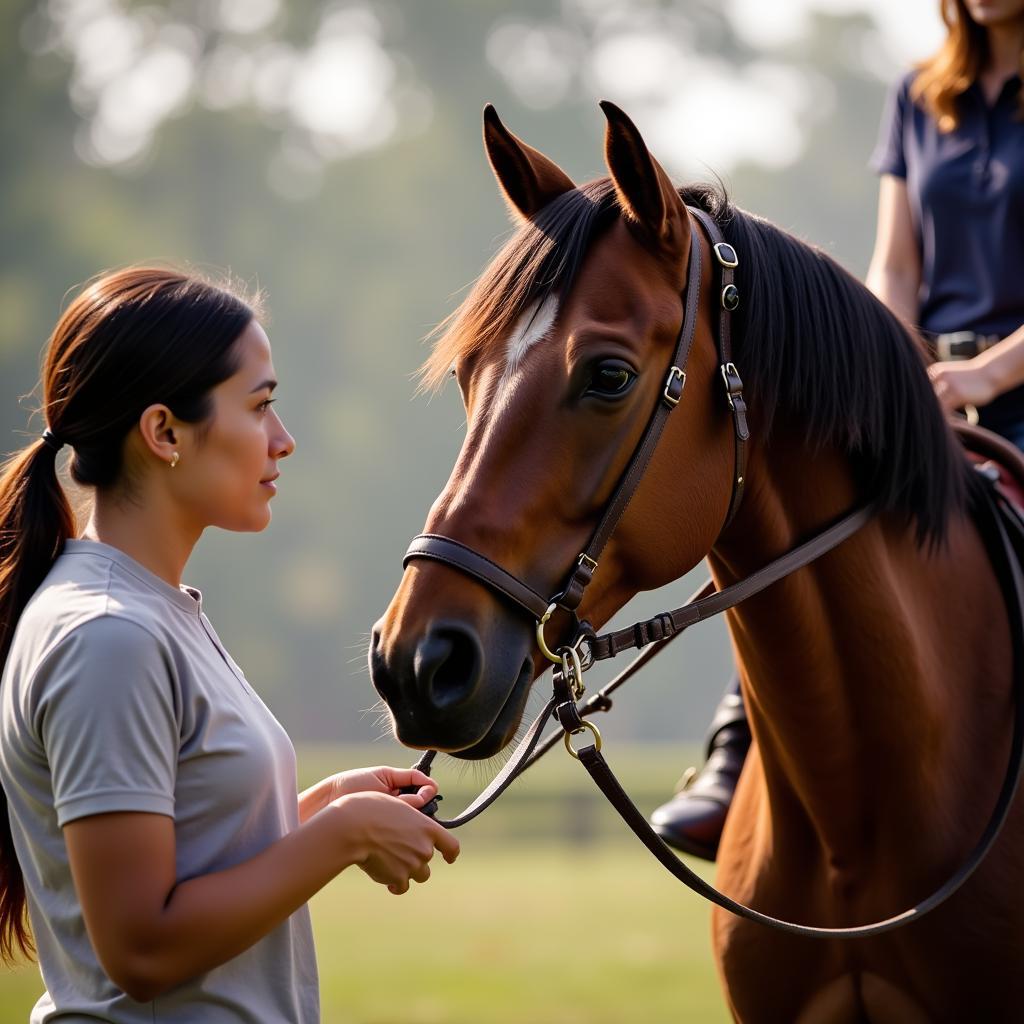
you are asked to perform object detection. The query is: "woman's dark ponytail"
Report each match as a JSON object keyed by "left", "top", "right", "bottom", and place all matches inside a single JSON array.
[
  {"left": 0, "top": 266, "right": 258, "bottom": 963},
  {"left": 0, "top": 439, "right": 75, "bottom": 962}
]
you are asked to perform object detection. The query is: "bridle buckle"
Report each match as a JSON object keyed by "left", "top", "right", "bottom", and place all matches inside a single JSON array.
[
  {"left": 721, "top": 361, "right": 744, "bottom": 411},
  {"left": 713, "top": 241, "right": 739, "bottom": 268},
  {"left": 663, "top": 366, "right": 686, "bottom": 407}
]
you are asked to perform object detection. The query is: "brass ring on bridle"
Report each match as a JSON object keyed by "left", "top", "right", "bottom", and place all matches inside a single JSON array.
[
  {"left": 559, "top": 645, "right": 585, "bottom": 700},
  {"left": 563, "top": 720, "right": 603, "bottom": 760},
  {"left": 536, "top": 602, "right": 562, "bottom": 664}
]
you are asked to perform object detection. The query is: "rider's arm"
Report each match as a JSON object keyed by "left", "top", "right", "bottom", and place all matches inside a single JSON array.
[
  {"left": 966, "top": 323, "right": 1024, "bottom": 392},
  {"left": 929, "top": 323, "right": 1024, "bottom": 412},
  {"left": 866, "top": 174, "right": 921, "bottom": 325}
]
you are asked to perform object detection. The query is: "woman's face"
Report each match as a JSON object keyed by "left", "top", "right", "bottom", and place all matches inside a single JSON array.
[
  {"left": 172, "top": 320, "right": 295, "bottom": 533},
  {"left": 962, "top": 0, "right": 1024, "bottom": 28}
]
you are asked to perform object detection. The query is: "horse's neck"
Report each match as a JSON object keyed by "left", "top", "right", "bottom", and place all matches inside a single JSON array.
[{"left": 709, "top": 437, "right": 1007, "bottom": 862}]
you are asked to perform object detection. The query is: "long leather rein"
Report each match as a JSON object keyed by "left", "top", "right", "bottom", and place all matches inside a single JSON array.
[{"left": 399, "top": 209, "right": 1024, "bottom": 938}]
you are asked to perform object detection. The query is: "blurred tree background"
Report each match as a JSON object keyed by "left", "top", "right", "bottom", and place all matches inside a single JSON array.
[{"left": 1, "top": 0, "right": 941, "bottom": 747}]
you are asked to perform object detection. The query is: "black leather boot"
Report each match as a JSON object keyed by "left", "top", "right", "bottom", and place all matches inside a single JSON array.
[{"left": 649, "top": 677, "right": 751, "bottom": 861}]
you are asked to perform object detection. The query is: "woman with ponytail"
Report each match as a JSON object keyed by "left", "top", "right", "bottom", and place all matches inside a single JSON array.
[{"left": 0, "top": 267, "right": 459, "bottom": 1020}]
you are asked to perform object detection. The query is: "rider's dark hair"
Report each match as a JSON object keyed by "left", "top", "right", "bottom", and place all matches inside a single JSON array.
[{"left": 0, "top": 265, "right": 259, "bottom": 963}]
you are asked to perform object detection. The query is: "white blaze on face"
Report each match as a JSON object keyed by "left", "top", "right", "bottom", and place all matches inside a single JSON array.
[{"left": 498, "top": 293, "right": 559, "bottom": 394}]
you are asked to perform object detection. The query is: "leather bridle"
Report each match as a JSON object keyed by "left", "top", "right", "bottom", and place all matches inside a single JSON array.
[
  {"left": 406, "top": 207, "right": 750, "bottom": 665},
  {"left": 397, "top": 209, "right": 1024, "bottom": 938}
]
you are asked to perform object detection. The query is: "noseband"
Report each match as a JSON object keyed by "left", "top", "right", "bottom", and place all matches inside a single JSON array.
[{"left": 397, "top": 208, "right": 1024, "bottom": 939}]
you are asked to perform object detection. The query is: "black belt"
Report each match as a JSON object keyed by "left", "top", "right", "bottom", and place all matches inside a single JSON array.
[{"left": 930, "top": 331, "right": 1001, "bottom": 361}]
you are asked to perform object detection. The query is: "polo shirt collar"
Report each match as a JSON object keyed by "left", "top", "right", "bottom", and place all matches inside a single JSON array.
[{"left": 64, "top": 538, "right": 202, "bottom": 615}]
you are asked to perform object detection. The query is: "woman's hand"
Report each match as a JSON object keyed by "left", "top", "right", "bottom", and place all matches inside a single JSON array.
[
  {"left": 299, "top": 766, "right": 437, "bottom": 823},
  {"left": 326, "top": 766, "right": 438, "bottom": 807},
  {"left": 928, "top": 359, "right": 998, "bottom": 413},
  {"left": 329, "top": 790, "right": 460, "bottom": 895}
]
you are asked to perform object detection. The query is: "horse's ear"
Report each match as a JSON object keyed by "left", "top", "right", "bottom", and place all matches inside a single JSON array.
[
  {"left": 600, "top": 100, "right": 687, "bottom": 251},
  {"left": 483, "top": 104, "right": 576, "bottom": 222}
]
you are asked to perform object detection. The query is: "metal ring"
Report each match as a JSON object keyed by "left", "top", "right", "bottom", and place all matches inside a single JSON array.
[
  {"left": 559, "top": 645, "right": 585, "bottom": 699},
  {"left": 563, "top": 720, "right": 603, "bottom": 760},
  {"left": 536, "top": 602, "right": 562, "bottom": 664},
  {"left": 573, "top": 631, "right": 594, "bottom": 672}
]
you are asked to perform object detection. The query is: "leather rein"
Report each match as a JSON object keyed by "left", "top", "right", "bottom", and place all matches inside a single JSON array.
[{"left": 399, "top": 209, "right": 1024, "bottom": 938}]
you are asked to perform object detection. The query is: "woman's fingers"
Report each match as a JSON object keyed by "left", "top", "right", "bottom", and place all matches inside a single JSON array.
[
  {"left": 433, "top": 827, "right": 460, "bottom": 864},
  {"left": 348, "top": 790, "right": 459, "bottom": 893},
  {"left": 927, "top": 361, "right": 996, "bottom": 412},
  {"left": 378, "top": 766, "right": 430, "bottom": 787},
  {"left": 377, "top": 767, "right": 438, "bottom": 799},
  {"left": 395, "top": 785, "right": 438, "bottom": 808}
]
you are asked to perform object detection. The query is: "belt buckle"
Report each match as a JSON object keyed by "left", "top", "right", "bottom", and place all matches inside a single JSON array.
[{"left": 937, "top": 331, "right": 978, "bottom": 361}]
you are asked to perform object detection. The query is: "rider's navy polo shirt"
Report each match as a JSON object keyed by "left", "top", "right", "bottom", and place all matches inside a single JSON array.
[{"left": 871, "top": 71, "right": 1024, "bottom": 433}]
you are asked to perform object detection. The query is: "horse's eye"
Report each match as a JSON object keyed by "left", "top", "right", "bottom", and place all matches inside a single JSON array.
[{"left": 586, "top": 361, "right": 636, "bottom": 398}]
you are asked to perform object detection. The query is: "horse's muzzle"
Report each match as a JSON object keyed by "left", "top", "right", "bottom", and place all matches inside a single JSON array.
[{"left": 370, "top": 615, "right": 536, "bottom": 756}]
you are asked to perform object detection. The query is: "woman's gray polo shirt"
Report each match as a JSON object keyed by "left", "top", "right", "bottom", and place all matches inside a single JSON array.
[{"left": 0, "top": 540, "right": 319, "bottom": 1022}]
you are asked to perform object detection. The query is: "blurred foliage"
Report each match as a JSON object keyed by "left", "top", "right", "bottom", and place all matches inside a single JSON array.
[{"left": 0, "top": 0, "right": 894, "bottom": 742}]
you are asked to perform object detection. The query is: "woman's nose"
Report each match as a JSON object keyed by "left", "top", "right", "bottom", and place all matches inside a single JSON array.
[{"left": 273, "top": 412, "right": 296, "bottom": 458}]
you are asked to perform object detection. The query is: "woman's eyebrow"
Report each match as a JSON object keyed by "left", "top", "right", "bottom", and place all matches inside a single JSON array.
[{"left": 249, "top": 379, "right": 278, "bottom": 394}]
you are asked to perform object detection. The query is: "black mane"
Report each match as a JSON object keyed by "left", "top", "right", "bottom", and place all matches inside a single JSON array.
[{"left": 683, "top": 183, "right": 970, "bottom": 545}]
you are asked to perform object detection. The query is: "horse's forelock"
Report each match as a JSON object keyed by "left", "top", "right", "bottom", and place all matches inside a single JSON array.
[{"left": 418, "top": 179, "right": 620, "bottom": 394}]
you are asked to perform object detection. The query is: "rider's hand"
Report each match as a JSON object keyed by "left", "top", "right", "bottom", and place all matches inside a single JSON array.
[
  {"left": 928, "top": 359, "right": 998, "bottom": 414},
  {"left": 324, "top": 766, "right": 438, "bottom": 809},
  {"left": 330, "top": 790, "right": 460, "bottom": 894}
]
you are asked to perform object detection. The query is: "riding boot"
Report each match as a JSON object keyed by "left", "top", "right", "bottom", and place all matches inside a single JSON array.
[{"left": 649, "top": 677, "right": 751, "bottom": 861}]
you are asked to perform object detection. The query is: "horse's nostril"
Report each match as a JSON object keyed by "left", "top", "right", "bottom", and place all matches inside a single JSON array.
[{"left": 414, "top": 624, "right": 483, "bottom": 711}]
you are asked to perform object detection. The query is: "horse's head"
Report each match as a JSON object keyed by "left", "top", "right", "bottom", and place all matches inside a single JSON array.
[{"left": 371, "top": 102, "right": 739, "bottom": 757}]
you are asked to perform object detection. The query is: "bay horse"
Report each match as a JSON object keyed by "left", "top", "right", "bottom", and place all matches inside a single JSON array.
[{"left": 369, "top": 101, "right": 1024, "bottom": 1021}]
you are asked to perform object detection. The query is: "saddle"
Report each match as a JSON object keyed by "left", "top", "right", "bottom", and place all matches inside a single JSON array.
[{"left": 956, "top": 420, "right": 1024, "bottom": 513}]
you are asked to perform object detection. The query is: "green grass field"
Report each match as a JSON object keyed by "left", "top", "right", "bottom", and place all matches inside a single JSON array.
[{"left": 0, "top": 744, "right": 731, "bottom": 1022}]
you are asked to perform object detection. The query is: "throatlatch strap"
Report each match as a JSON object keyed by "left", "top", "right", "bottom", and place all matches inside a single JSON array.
[
  {"left": 689, "top": 206, "right": 748, "bottom": 531},
  {"left": 584, "top": 502, "right": 873, "bottom": 663}
]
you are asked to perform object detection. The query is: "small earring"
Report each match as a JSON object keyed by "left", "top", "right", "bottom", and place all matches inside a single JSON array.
[{"left": 169, "top": 452, "right": 180, "bottom": 469}]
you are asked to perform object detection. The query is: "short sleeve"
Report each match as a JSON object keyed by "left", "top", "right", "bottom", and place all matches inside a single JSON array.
[
  {"left": 34, "top": 616, "right": 180, "bottom": 827},
  {"left": 870, "top": 75, "right": 910, "bottom": 179}
]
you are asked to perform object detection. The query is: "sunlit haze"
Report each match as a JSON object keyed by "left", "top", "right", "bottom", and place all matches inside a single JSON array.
[{"left": 24, "top": 0, "right": 944, "bottom": 185}]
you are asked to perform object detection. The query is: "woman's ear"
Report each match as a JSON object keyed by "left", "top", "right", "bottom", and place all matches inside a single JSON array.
[{"left": 137, "top": 405, "right": 180, "bottom": 466}]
